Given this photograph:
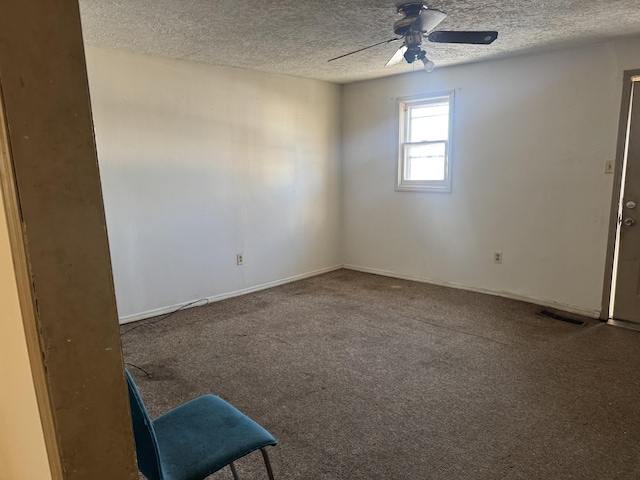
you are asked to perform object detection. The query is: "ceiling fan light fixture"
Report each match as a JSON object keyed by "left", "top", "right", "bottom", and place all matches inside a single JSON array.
[
  {"left": 416, "top": 49, "right": 434, "bottom": 72},
  {"left": 421, "top": 57, "right": 435, "bottom": 72}
]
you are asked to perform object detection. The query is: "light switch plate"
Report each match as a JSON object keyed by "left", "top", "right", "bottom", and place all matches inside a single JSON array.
[{"left": 605, "top": 160, "right": 614, "bottom": 174}]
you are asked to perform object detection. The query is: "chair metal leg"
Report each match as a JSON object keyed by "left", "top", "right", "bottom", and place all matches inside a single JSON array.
[
  {"left": 229, "top": 462, "right": 240, "bottom": 480},
  {"left": 261, "top": 448, "right": 275, "bottom": 480}
]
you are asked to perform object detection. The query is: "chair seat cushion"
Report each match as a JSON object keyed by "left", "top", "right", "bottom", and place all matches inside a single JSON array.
[{"left": 152, "top": 395, "right": 277, "bottom": 480}]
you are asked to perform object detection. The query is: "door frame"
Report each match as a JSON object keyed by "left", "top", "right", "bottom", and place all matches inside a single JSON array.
[
  {"left": 0, "top": 1, "right": 137, "bottom": 477},
  {"left": 600, "top": 69, "right": 640, "bottom": 320},
  {"left": 0, "top": 75, "right": 63, "bottom": 480}
]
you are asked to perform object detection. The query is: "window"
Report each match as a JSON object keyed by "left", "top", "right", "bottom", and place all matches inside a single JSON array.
[{"left": 397, "top": 92, "right": 453, "bottom": 192}]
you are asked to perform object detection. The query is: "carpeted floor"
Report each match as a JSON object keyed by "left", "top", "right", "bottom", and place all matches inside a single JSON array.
[{"left": 121, "top": 269, "right": 640, "bottom": 479}]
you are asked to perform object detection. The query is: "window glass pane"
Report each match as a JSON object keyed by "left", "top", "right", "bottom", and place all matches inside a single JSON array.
[
  {"left": 405, "top": 143, "right": 446, "bottom": 181},
  {"left": 409, "top": 104, "right": 448, "bottom": 142}
]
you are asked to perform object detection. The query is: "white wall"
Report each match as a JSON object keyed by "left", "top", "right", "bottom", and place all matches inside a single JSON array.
[
  {"left": 86, "top": 47, "right": 342, "bottom": 321},
  {"left": 342, "top": 38, "right": 640, "bottom": 317},
  {"left": 0, "top": 185, "right": 52, "bottom": 480}
]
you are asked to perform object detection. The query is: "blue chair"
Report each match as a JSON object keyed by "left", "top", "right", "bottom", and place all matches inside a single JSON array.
[{"left": 125, "top": 369, "right": 277, "bottom": 480}]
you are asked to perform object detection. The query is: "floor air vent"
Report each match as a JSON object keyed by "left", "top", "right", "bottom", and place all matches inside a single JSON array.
[{"left": 537, "top": 310, "right": 586, "bottom": 326}]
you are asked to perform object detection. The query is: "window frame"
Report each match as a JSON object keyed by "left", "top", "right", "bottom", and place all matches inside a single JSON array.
[{"left": 396, "top": 91, "right": 454, "bottom": 193}]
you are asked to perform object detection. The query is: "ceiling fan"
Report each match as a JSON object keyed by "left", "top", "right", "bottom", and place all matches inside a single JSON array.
[{"left": 328, "top": 1, "right": 498, "bottom": 72}]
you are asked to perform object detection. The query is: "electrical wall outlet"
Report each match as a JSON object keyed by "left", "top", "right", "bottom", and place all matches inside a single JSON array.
[
  {"left": 605, "top": 160, "right": 614, "bottom": 174},
  {"left": 493, "top": 251, "right": 502, "bottom": 264},
  {"left": 236, "top": 253, "right": 244, "bottom": 265}
]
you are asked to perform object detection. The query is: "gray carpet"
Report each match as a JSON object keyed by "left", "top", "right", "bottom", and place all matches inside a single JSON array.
[{"left": 121, "top": 269, "right": 640, "bottom": 479}]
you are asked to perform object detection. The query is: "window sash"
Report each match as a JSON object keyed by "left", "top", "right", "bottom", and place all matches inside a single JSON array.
[
  {"left": 406, "top": 102, "right": 449, "bottom": 143},
  {"left": 402, "top": 141, "right": 448, "bottom": 182}
]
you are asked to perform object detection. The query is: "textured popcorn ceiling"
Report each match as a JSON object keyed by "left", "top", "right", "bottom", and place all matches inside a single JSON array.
[{"left": 79, "top": 0, "right": 640, "bottom": 84}]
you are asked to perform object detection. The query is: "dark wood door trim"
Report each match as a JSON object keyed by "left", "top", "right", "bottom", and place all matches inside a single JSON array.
[
  {"left": 600, "top": 69, "right": 640, "bottom": 320},
  {"left": 0, "top": 2, "right": 137, "bottom": 478}
]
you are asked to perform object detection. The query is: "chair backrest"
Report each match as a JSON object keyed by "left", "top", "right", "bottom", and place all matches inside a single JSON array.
[{"left": 124, "top": 369, "right": 164, "bottom": 480}]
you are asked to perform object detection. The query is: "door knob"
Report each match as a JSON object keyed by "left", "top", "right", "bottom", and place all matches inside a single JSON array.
[
  {"left": 623, "top": 217, "right": 635, "bottom": 226},
  {"left": 626, "top": 201, "right": 636, "bottom": 209}
]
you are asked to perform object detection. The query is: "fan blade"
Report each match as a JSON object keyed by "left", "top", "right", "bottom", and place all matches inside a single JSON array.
[
  {"left": 412, "top": 8, "right": 447, "bottom": 33},
  {"left": 427, "top": 31, "right": 498, "bottom": 45},
  {"left": 328, "top": 38, "right": 399, "bottom": 62},
  {"left": 385, "top": 45, "right": 408, "bottom": 67}
]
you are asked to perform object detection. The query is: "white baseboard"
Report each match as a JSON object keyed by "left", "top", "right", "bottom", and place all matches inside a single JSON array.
[
  {"left": 120, "top": 263, "right": 601, "bottom": 324},
  {"left": 118, "top": 265, "right": 343, "bottom": 324},
  {"left": 343, "top": 264, "right": 601, "bottom": 319}
]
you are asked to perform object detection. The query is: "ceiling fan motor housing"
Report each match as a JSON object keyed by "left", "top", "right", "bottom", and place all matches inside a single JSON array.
[
  {"left": 393, "top": 2, "right": 428, "bottom": 36},
  {"left": 393, "top": 16, "right": 417, "bottom": 36},
  {"left": 394, "top": 1, "right": 428, "bottom": 15}
]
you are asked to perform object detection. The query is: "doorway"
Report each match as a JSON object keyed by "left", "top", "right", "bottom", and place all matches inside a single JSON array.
[{"left": 604, "top": 72, "right": 640, "bottom": 325}]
